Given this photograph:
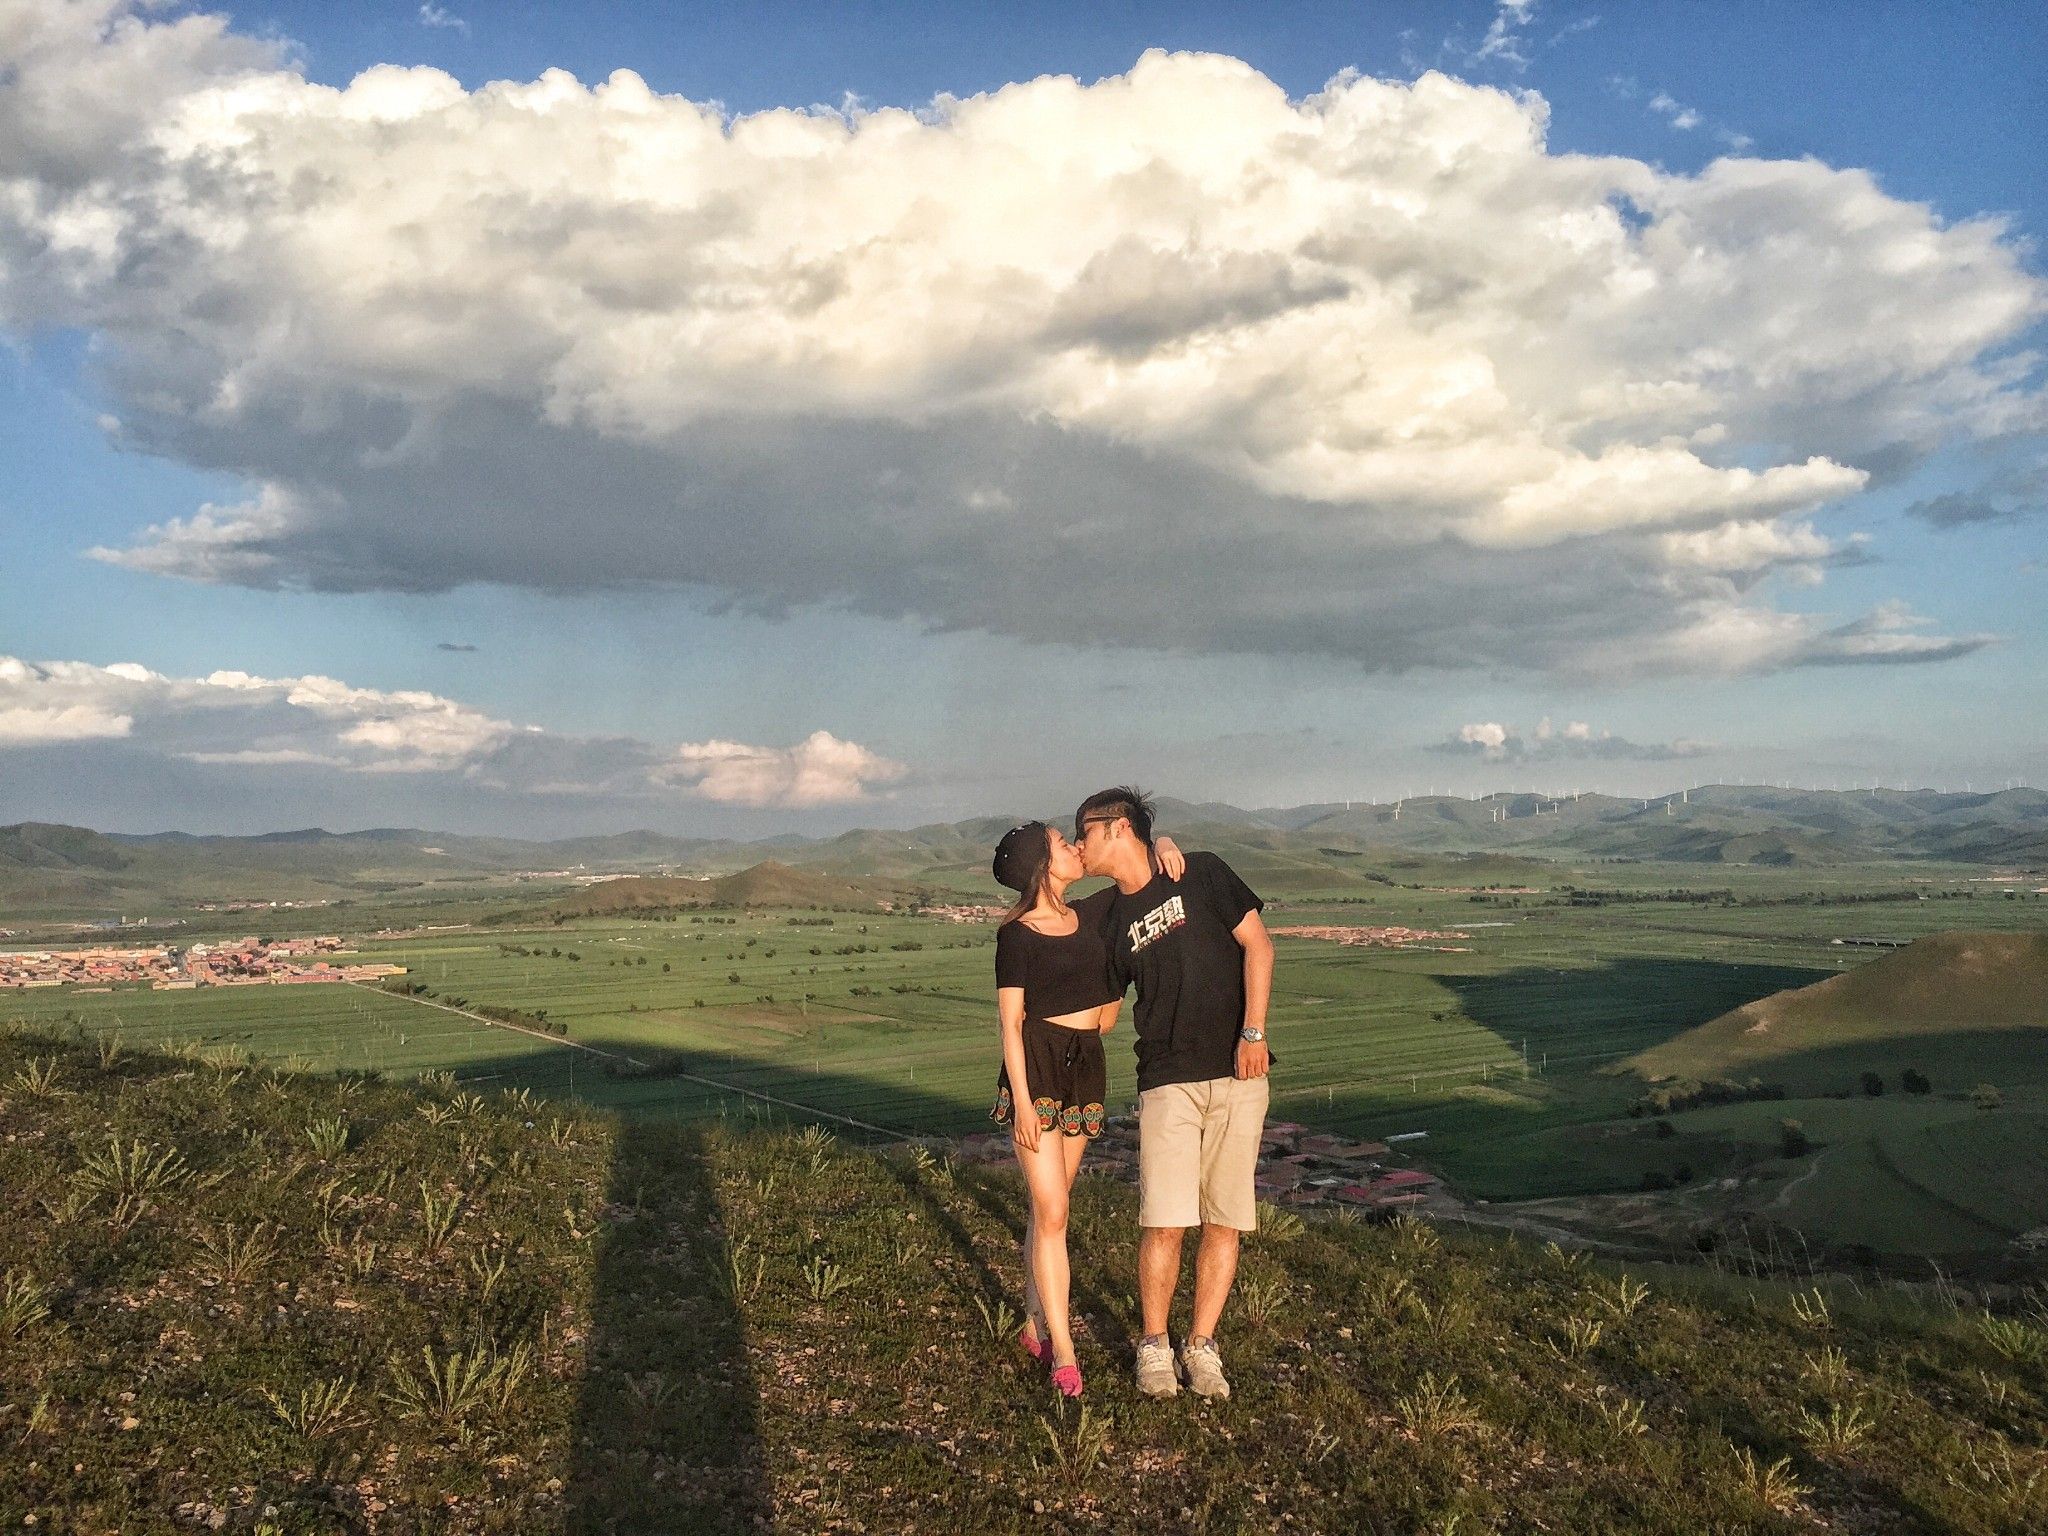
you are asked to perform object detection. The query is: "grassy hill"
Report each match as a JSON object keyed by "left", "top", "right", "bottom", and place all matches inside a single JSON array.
[
  {"left": 1627, "top": 931, "right": 2048, "bottom": 1088},
  {"left": 0, "top": 822, "right": 748, "bottom": 920},
  {"left": 3, "top": 1024, "right": 2044, "bottom": 1533},
  {"left": 530, "top": 861, "right": 928, "bottom": 918}
]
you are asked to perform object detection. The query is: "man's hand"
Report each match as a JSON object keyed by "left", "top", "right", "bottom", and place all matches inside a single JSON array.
[{"left": 1235, "top": 1037, "right": 1270, "bottom": 1080}]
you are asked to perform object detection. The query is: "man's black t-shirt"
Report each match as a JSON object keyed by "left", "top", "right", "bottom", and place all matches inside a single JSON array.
[{"left": 1074, "top": 851, "right": 1266, "bottom": 1093}]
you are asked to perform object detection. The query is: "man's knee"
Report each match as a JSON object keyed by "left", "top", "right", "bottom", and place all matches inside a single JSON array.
[{"left": 1199, "top": 1222, "right": 1242, "bottom": 1250}]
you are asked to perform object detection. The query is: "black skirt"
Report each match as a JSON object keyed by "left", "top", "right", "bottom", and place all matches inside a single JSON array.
[{"left": 992, "top": 1018, "right": 1107, "bottom": 1139}]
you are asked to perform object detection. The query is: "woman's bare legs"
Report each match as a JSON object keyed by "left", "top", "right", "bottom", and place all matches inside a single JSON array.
[{"left": 1017, "top": 1127, "right": 1090, "bottom": 1366}]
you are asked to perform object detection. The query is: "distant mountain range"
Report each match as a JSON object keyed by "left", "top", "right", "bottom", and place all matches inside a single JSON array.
[{"left": 5, "top": 785, "right": 2046, "bottom": 917}]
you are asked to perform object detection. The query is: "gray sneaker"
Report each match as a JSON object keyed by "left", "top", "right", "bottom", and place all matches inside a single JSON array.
[
  {"left": 1180, "top": 1336, "right": 1231, "bottom": 1399},
  {"left": 1134, "top": 1335, "right": 1180, "bottom": 1399}
]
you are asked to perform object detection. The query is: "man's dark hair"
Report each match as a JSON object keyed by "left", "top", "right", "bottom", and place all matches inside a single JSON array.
[{"left": 1075, "top": 785, "right": 1155, "bottom": 847}]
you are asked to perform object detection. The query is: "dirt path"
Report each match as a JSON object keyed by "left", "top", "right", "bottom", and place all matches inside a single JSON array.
[
  {"left": 1773, "top": 1147, "right": 1833, "bottom": 1209},
  {"left": 346, "top": 981, "right": 913, "bottom": 1140}
]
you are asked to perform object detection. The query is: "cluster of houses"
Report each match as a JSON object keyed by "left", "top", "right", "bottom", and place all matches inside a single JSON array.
[
  {"left": 1270, "top": 924, "right": 1473, "bottom": 951},
  {"left": 948, "top": 1115, "right": 1440, "bottom": 1213},
  {"left": 0, "top": 936, "right": 407, "bottom": 991},
  {"left": 913, "top": 902, "right": 1009, "bottom": 924},
  {"left": 193, "top": 897, "right": 334, "bottom": 913}
]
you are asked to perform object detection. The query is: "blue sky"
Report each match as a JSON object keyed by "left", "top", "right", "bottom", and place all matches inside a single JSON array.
[{"left": 1, "top": 0, "right": 2043, "bottom": 834}]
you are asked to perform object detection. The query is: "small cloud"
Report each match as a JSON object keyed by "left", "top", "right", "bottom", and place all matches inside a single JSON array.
[
  {"left": 0, "top": 703, "right": 133, "bottom": 744},
  {"left": 1907, "top": 491, "right": 2014, "bottom": 528},
  {"left": 1802, "top": 601, "right": 1995, "bottom": 666},
  {"left": 418, "top": 4, "right": 467, "bottom": 31},
  {"left": 1468, "top": 0, "right": 1539, "bottom": 69},
  {"left": 1623, "top": 82, "right": 1751, "bottom": 151},
  {"left": 1431, "top": 718, "right": 1711, "bottom": 762},
  {"left": 1905, "top": 463, "right": 2045, "bottom": 530},
  {"left": 1648, "top": 93, "right": 1700, "bottom": 131},
  {"left": 436, "top": 642, "right": 479, "bottom": 652},
  {"left": 660, "top": 731, "right": 907, "bottom": 808}
]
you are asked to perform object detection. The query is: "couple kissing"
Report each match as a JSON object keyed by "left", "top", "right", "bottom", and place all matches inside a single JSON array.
[{"left": 989, "top": 786, "right": 1274, "bottom": 1401}]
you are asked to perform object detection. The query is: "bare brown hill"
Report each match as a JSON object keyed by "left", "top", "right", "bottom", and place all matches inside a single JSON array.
[
  {"left": 1625, "top": 930, "right": 2048, "bottom": 1086},
  {"left": 541, "top": 860, "right": 924, "bottom": 916}
]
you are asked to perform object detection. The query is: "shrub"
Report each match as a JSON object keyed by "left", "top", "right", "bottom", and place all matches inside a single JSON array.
[
  {"left": 1631, "top": 1077, "right": 1784, "bottom": 1117},
  {"left": 1860, "top": 1071, "right": 1885, "bottom": 1097},
  {"left": 1901, "top": 1067, "right": 1932, "bottom": 1094},
  {"left": 1779, "top": 1119, "right": 1812, "bottom": 1158}
]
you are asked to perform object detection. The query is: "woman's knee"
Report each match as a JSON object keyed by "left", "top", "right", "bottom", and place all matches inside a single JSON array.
[{"left": 1033, "top": 1192, "right": 1070, "bottom": 1236}]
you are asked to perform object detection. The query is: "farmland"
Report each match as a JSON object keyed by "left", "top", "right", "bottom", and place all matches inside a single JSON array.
[{"left": 9, "top": 852, "right": 2047, "bottom": 1263}]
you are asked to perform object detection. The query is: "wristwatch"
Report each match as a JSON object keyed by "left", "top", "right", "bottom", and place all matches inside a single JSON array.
[{"left": 1239, "top": 1026, "right": 1265, "bottom": 1043}]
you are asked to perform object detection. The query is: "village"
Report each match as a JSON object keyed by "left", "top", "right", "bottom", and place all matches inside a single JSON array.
[
  {"left": 0, "top": 936, "right": 407, "bottom": 990},
  {"left": 950, "top": 1115, "right": 1442, "bottom": 1214},
  {"left": 1270, "top": 923, "right": 1474, "bottom": 951}
]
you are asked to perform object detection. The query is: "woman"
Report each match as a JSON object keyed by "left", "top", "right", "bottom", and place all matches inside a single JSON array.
[{"left": 989, "top": 819, "right": 1182, "bottom": 1396}]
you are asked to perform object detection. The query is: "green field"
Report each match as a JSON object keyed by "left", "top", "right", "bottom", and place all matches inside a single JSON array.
[{"left": 8, "top": 860, "right": 2047, "bottom": 1260}]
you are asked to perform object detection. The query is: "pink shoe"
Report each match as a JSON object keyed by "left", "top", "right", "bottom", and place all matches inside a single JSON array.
[
  {"left": 1051, "top": 1363, "right": 1084, "bottom": 1398},
  {"left": 1018, "top": 1324, "right": 1048, "bottom": 1366}
]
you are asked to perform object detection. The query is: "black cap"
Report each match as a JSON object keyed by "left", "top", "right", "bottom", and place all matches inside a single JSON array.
[{"left": 992, "top": 821, "right": 1050, "bottom": 893}]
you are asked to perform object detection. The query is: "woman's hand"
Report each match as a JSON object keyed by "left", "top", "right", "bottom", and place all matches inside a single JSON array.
[
  {"left": 1012, "top": 1105, "right": 1042, "bottom": 1154},
  {"left": 1153, "top": 834, "right": 1187, "bottom": 881}
]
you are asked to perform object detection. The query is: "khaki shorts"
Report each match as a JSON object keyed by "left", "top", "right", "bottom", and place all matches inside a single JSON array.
[{"left": 1137, "top": 1075, "right": 1270, "bottom": 1232}]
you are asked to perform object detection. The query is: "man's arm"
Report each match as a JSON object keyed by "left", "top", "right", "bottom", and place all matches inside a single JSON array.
[{"left": 1232, "top": 908, "right": 1273, "bottom": 1080}]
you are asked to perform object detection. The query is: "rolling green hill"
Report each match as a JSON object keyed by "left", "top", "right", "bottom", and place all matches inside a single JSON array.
[
  {"left": 3, "top": 1023, "right": 2043, "bottom": 1533},
  {"left": 533, "top": 860, "right": 928, "bottom": 917},
  {"left": 1626, "top": 930, "right": 2048, "bottom": 1089}
]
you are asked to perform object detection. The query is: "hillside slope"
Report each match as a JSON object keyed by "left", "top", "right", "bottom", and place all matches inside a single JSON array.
[
  {"left": 1627, "top": 930, "right": 2048, "bottom": 1086},
  {"left": 1, "top": 1026, "right": 2042, "bottom": 1533},
  {"left": 534, "top": 860, "right": 926, "bottom": 916}
]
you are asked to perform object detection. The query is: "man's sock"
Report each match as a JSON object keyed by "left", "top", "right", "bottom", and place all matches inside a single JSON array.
[
  {"left": 1141, "top": 1332, "right": 1170, "bottom": 1349},
  {"left": 1186, "top": 1334, "right": 1213, "bottom": 1351}
]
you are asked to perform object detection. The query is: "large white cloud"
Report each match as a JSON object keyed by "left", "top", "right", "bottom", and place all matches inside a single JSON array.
[
  {"left": 0, "top": 654, "right": 904, "bottom": 807},
  {"left": 4, "top": 1, "right": 2042, "bottom": 675}
]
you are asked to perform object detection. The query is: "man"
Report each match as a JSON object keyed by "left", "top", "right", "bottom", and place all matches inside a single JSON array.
[{"left": 1072, "top": 786, "right": 1273, "bottom": 1400}]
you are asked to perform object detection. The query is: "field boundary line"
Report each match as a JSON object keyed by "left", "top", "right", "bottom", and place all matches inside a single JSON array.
[
  {"left": 344, "top": 981, "right": 913, "bottom": 1141},
  {"left": 345, "top": 980, "right": 649, "bottom": 1066},
  {"left": 1867, "top": 1129, "right": 2019, "bottom": 1237}
]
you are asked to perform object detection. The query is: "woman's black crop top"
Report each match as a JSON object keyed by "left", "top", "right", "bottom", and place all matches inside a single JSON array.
[{"left": 995, "top": 916, "right": 1120, "bottom": 1018}]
